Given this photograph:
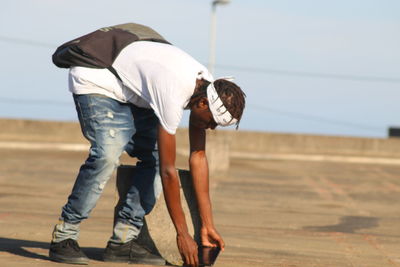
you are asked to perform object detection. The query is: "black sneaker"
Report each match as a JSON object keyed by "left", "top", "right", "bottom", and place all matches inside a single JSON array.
[
  {"left": 103, "top": 239, "right": 166, "bottom": 265},
  {"left": 49, "top": 239, "right": 89, "bottom": 265}
]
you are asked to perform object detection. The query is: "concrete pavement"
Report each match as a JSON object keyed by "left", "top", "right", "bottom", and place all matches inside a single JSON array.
[{"left": 1, "top": 145, "right": 400, "bottom": 266}]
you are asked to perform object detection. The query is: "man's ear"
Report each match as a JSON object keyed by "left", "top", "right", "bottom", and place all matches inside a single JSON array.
[{"left": 197, "top": 97, "right": 209, "bottom": 110}]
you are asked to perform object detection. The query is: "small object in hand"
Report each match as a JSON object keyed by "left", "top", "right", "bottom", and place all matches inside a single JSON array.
[{"left": 198, "top": 246, "right": 220, "bottom": 266}]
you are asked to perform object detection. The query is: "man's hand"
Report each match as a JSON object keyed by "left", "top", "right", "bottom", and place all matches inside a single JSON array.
[
  {"left": 201, "top": 226, "right": 225, "bottom": 251},
  {"left": 177, "top": 232, "right": 199, "bottom": 267}
]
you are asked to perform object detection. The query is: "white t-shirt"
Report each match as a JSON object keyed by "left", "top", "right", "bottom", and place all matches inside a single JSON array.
[{"left": 69, "top": 41, "right": 213, "bottom": 134}]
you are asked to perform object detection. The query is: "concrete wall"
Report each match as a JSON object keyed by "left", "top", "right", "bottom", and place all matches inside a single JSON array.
[
  {"left": 2, "top": 118, "right": 400, "bottom": 158},
  {"left": 177, "top": 128, "right": 400, "bottom": 158},
  {"left": 0, "top": 118, "right": 84, "bottom": 143},
  {"left": 227, "top": 131, "right": 400, "bottom": 158}
]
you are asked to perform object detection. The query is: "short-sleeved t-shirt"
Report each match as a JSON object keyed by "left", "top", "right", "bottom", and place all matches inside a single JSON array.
[{"left": 69, "top": 41, "right": 213, "bottom": 134}]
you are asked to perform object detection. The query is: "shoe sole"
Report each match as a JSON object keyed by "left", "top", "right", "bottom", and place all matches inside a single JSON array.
[
  {"left": 103, "top": 255, "right": 166, "bottom": 265},
  {"left": 49, "top": 251, "right": 89, "bottom": 265},
  {"left": 130, "top": 258, "right": 166, "bottom": 265},
  {"left": 103, "top": 255, "right": 129, "bottom": 263}
]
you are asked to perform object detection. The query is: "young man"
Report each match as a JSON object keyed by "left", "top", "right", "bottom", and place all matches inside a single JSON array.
[{"left": 49, "top": 27, "right": 246, "bottom": 267}]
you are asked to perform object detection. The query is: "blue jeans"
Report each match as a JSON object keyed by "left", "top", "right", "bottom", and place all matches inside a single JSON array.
[{"left": 53, "top": 94, "right": 162, "bottom": 243}]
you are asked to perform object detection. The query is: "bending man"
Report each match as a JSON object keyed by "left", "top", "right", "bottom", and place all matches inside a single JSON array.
[{"left": 49, "top": 23, "right": 246, "bottom": 267}]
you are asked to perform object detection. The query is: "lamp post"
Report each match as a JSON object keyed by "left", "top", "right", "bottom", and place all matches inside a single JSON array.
[
  {"left": 207, "top": 0, "right": 231, "bottom": 177},
  {"left": 208, "top": 0, "right": 231, "bottom": 75}
]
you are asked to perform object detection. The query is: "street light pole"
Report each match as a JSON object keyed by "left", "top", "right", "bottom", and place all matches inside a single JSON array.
[
  {"left": 207, "top": 0, "right": 232, "bottom": 177},
  {"left": 208, "top": 0, "right": 230, "bottom": 76}
]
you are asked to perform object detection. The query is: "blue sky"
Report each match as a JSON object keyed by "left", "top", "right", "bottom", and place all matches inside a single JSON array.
[{"left": 1, "top": 0, "right": 399, "bottom": 138}]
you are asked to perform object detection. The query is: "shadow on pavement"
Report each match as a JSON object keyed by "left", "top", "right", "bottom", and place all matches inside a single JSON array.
[
  {"left": 0, "top": 237, "right": 103, "bottom": 262},
  {"left": 303, "top": 216, "right": 379, "bottom": 234}
]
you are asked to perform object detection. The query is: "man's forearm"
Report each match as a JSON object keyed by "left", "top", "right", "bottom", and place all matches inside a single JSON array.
[
  {"left": 189, "top": 151, "right": 215, "bottom": 228},
  {"left": 161, "top": 168, "right": 190, "bottom": 235},
  {"left": 158, "top": 124, "right": 190, "bottom": 235}
]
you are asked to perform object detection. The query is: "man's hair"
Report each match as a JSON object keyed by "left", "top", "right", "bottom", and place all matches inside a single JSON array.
[{"left": 189, "top": 79, "right": 246, "bottom": 128}]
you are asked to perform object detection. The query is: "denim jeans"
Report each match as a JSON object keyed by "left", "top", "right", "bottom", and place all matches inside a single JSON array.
[{"left": 52, "top": 94, "right": 162, "bottom": 243}]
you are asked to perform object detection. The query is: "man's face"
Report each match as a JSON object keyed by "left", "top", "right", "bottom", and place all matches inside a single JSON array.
[{"left": 189, "top": 98, "right": 218, "bottom": 130}]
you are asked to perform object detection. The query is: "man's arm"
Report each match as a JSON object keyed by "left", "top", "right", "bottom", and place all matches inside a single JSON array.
[
  {"left": 189, "top": 123, "right": 225, "bottom": 250},
  {"left": 157, "top": 124, "right": 199, "bottom": 267}
]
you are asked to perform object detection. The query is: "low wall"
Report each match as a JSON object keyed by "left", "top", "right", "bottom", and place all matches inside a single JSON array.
[
  {"left": 0, "top": 118, "right": 84, "bottom": 143},
  {"left": 227, "top": 131, "right": 400, "bottom": 158},
  {"left": 1, "top": 118, "right": 400, "bottom": 158},
  {"left": 175, "top": 129, "right": 400, "bottom": 159}
]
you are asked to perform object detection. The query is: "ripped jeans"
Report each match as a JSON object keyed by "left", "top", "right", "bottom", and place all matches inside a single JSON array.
[{"left": 53, "top": 94, "right": 162, "bottom": 243}]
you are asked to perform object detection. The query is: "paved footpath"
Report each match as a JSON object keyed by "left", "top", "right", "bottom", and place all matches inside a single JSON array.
[{"left": 0, "top": 147, "right": 400, "bottom": 267}]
